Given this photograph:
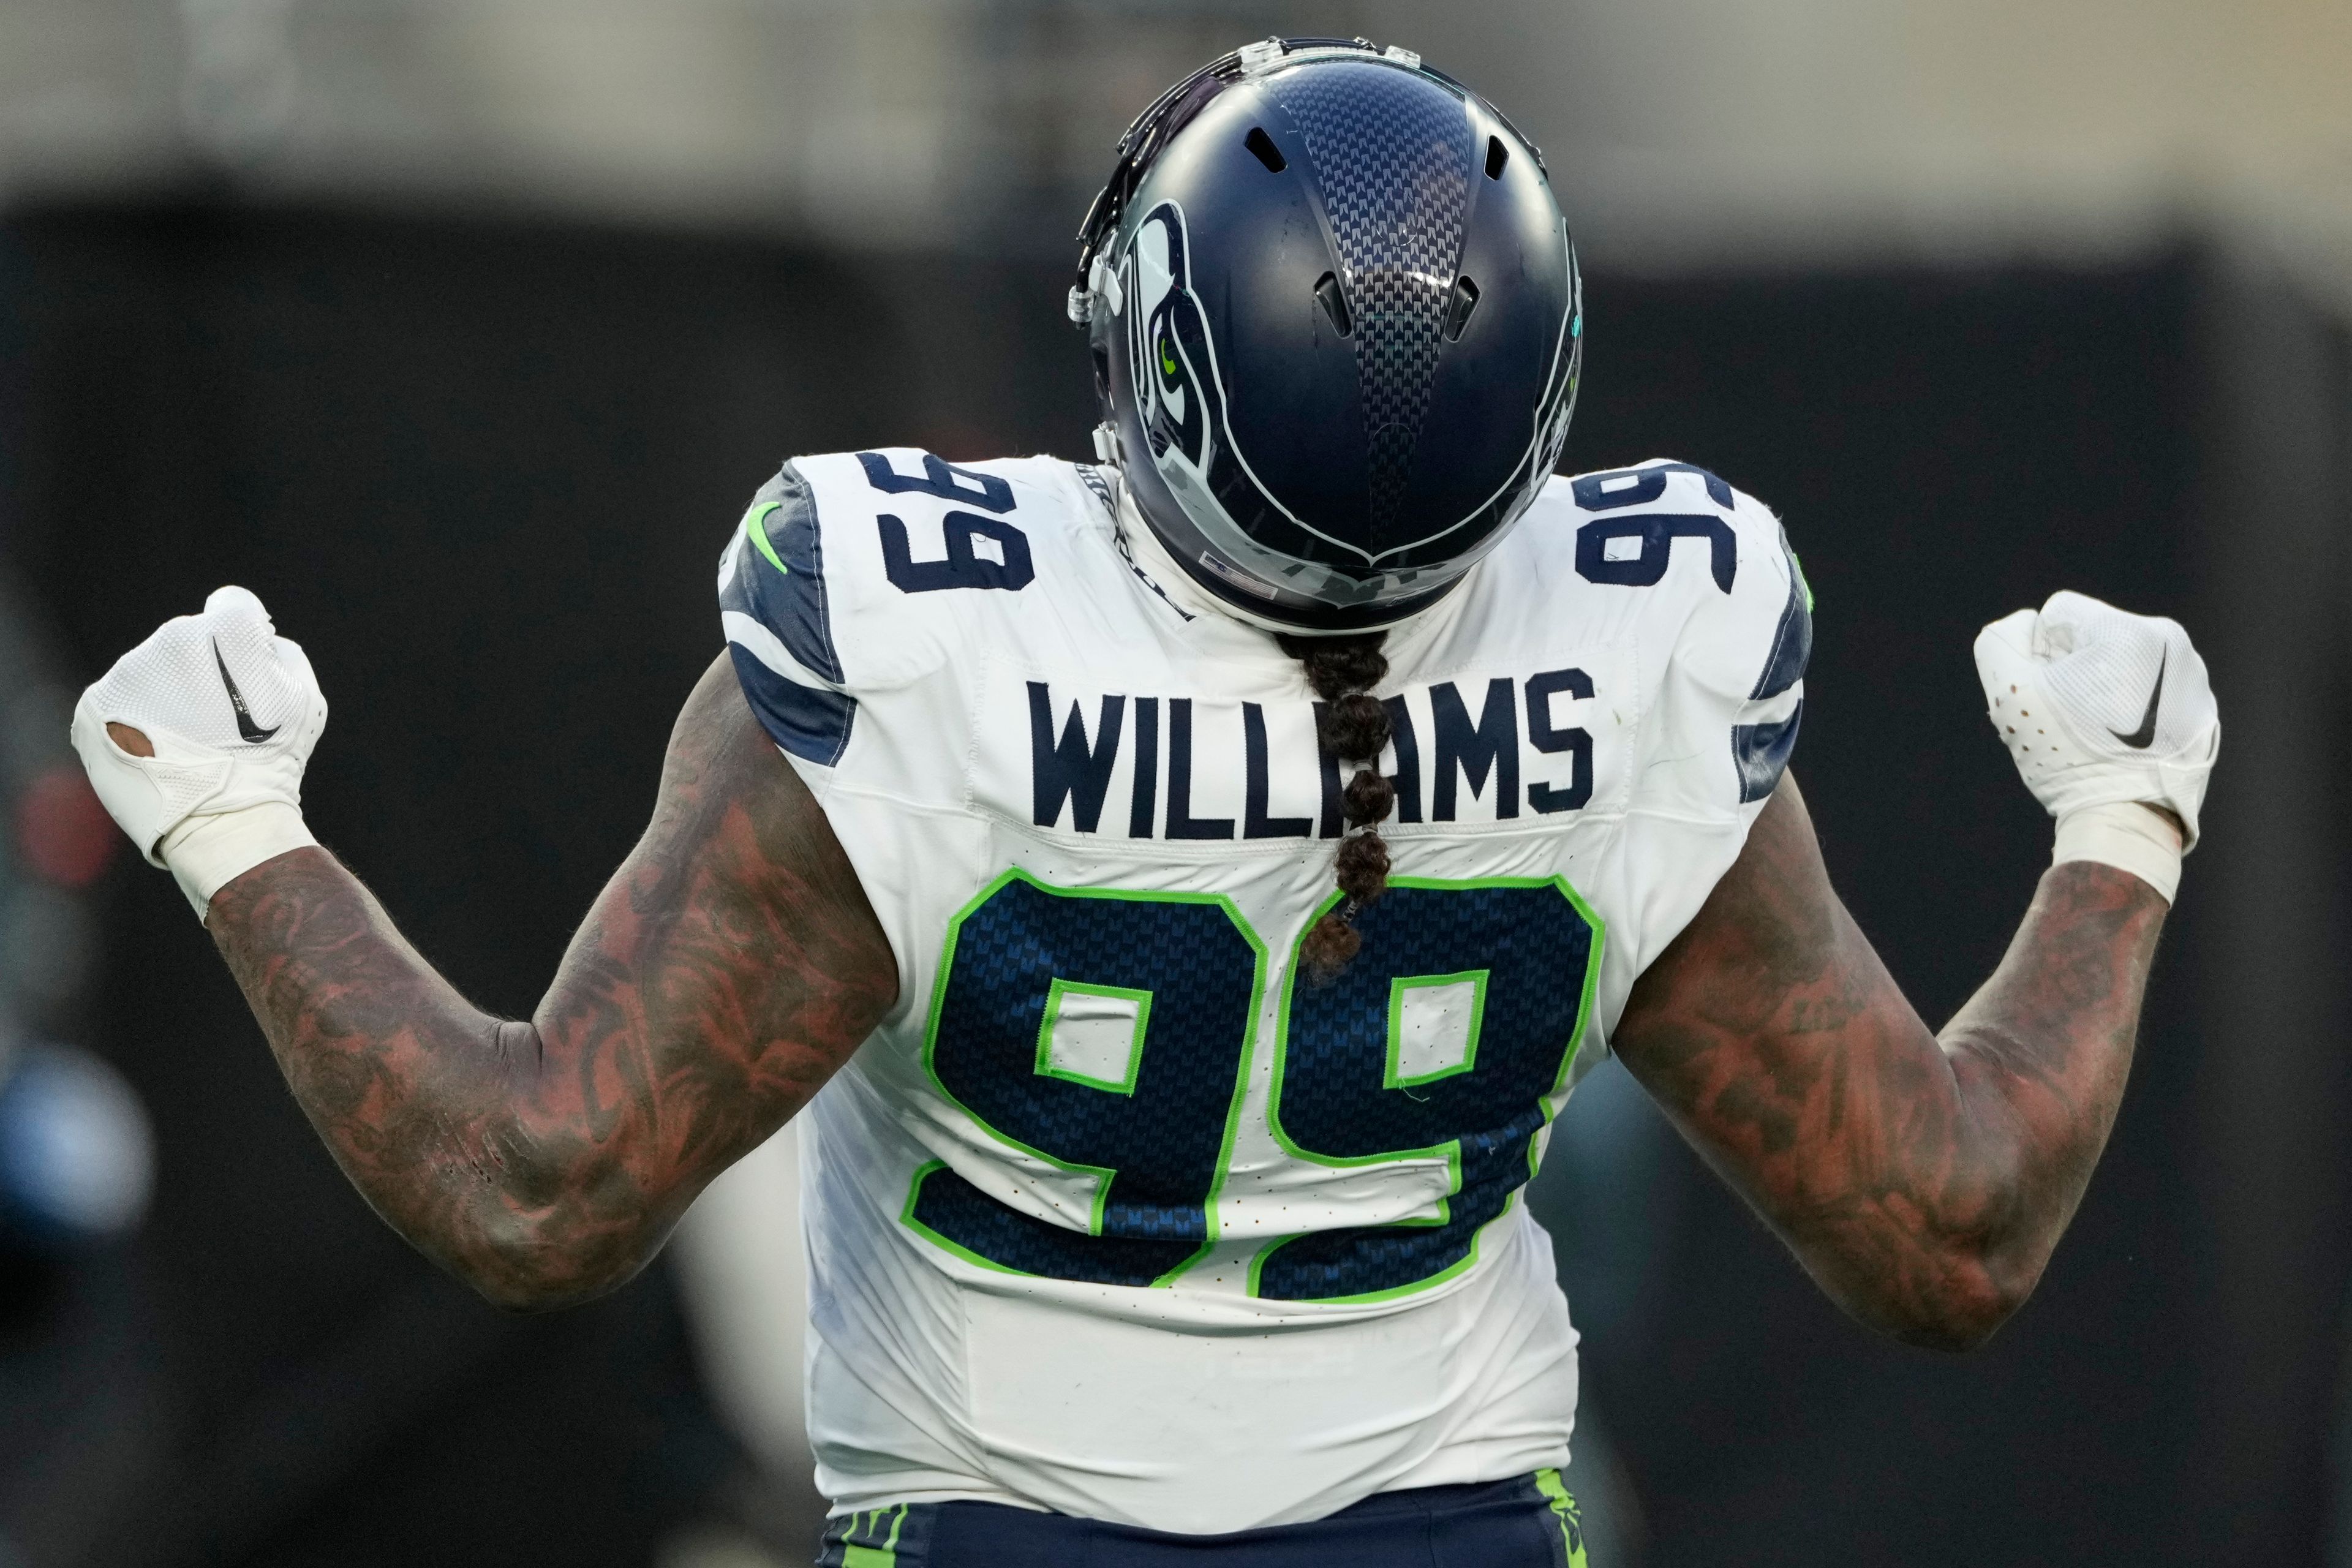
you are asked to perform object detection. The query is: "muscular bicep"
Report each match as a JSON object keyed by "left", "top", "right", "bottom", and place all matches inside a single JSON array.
[
  {"left": 208, "top": 652, "right": 896, "bottom": 1310},
  {"left": 1613, "top": 772, "right": 1932, "bottom": 1091},
  {"left": 1607, "top": 774, "right": 1972, "bottom": 1324},
  {"left": 1607, "top": 771, "right": 2165, "bottom": 1350},
  {"left": 530, "top": 652, "right": 898, "bottom": 1213}
]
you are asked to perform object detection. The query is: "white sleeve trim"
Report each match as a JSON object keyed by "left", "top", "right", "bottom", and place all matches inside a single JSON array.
[{"left": 722, "top": 608, "right": 840, "bottom": 693}]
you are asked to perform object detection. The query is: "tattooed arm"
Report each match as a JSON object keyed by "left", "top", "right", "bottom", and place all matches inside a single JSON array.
[
  {"left": 199, "top": 654, "right": 897, "bottom": 1310},
  {"left": 1611, "top": 773, "right": 2166, "bottom": 1351}
]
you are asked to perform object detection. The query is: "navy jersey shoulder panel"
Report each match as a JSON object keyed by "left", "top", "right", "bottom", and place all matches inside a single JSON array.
[
  {"left": 726, "top": 642, "right": 855, "bottom": 767},
  {"left": 1749, "top": 529, "right": 1812, "bottom": 701},
  {"left": 718, "top": 460, "right": 858, "bottom": 766},
  {"left": 1733, "top": 699, "right": 1803, "bottom": 803},
  {"left": 722, "top": 462, "right": 845, "bottom": 685},
  {"left": 720, "top": 450, "right": 1104, "bottom": 770}
]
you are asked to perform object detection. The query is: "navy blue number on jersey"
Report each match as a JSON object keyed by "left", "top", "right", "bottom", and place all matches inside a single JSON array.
[
  {"left": 1256, "top": 879, "right": 1600, "bottom": 1300},
  {"left": 858, "top": 451, "right": 1036, "bottom": 594},
  {"left": 909, "top": 873, "right": 1602, "bottom": 1299},
  {"left": 1570, "top": 462, "right": 1809, "bottom": 803},
  {"left": 908, "top": 873, "right": 1263, "bottom": 1287},
  {"left": 1570, "top": 464, "right": 1736, "bottom": 593}
]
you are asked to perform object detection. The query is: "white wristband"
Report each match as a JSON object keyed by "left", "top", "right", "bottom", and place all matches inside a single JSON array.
[
  {"left": 2052, "top": 801, "right": 2183, "bottom": 905},
  {"left": 159, "top": 802, "right": 319, "bottom": 923}
]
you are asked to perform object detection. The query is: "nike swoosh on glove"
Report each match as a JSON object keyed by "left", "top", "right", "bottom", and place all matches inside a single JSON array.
[
  {"left": 1973, "top": 589, "right": 2218, "bottom": 848},
  {"left": 70, "top": 586, "right": 326, "bottom": 921}
]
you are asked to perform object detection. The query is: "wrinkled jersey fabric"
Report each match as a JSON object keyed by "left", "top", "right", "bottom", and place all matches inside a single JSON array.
[{"left": 718, "top": 450, "right": 1806, "bottom": 1533}]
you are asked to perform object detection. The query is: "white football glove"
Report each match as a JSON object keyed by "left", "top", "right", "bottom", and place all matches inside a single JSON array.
[
  {"left": 70, "top": 586, "right": 326, "bottom": 921},
  {"left": 1973, "top": 589, "right": 2218, "bottom": 902}
]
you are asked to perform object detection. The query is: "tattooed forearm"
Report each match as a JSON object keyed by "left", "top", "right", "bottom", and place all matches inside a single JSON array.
[
  {"left": 206, "top": 655, "right": 897, "bottom": 1310},
  {"left": 1613, "top": 774, "right": 2166, "bottom": 1350}
]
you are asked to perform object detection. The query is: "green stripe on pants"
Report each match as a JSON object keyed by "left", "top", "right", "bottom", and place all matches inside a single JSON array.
[
  {"left": 1534, "top": 1469, "right": 1588, "bottom": 1568},
  {"left": 842, "top": 1504, "right": 907, "bottom": 1568}
]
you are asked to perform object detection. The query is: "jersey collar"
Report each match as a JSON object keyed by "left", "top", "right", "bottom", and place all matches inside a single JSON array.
[{"left": 1108, "top": 471, "right": 1477, "bottom": 662}]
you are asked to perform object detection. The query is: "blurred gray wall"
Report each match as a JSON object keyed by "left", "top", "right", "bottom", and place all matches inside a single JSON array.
[
  {"left": 3, "top": 6, "right": 2349, "bottom": 1566},
  {"left": 4, "top": 0, "right": 2349, "bottom": 287}
]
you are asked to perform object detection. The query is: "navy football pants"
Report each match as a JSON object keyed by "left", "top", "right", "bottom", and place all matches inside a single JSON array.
[{"left": 816, "top": 1471, "right": 1588, "bottom": 1567}]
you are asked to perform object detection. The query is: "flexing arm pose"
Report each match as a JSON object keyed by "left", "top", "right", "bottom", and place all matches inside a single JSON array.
[
  {"left": 78, "top": 602, "right": 895, "bottom": 1308},
  {"left": 1616, "top": 590, "right": 2212, "bottom": 1349},
  {"left": 1618, "top": 784, "right": 2163, "bottom": 1349},
  {"left": 73, "top": 586, "right": 2211, "bottom": 1338}
]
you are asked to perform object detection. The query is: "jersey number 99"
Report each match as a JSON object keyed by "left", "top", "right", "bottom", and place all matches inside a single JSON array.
[{"left": 904, "top": 871, "right": 1604, "bottom": 1303}]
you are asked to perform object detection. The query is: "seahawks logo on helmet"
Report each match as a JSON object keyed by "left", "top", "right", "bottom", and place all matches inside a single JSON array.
[
  {"left": 1123, "top": 200, "right": 1303, "bottom": 605},
  {"left": 1128, "top": 204, "right": 1215, "bottom": 475},
  {"left": 1084, "top": 43, "right": 1586, "bottom": 631},
  {"left": 1120, "top": 202, "right": 1423, "bottom": 610}
]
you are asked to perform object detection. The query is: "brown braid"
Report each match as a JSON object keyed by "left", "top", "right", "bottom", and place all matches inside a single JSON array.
[{"left": 1278, "top": 631, "right": 1395, "bottom": 982}]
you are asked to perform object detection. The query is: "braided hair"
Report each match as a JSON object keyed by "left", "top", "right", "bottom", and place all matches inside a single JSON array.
[{"left": 1278, "top": 631, "right": 1395, "bottom": 982}]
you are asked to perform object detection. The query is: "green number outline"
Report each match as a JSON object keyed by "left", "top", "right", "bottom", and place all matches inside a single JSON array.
[
  {"left": 1384, "top": 969, "right": 1490, "bottom": 1089},
  {"left": 1250, "top": 874, "right": 1606, "bottom": 1305},
  {"left": 1034, "top": 978, "right": 1153, "bottom": 1095},
  {"left": 903, "top": 866, "right": 1266, "bottom": 1288}
]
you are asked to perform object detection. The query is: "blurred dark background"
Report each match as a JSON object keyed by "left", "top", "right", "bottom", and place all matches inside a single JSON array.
[{"left": 1, "top": 4, "right": 2349, "bottom": 1566}]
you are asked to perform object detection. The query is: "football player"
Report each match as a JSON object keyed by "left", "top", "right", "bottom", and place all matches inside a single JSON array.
[{"left": 70, "top": 39, "right": 2217, "bottom": 1568}]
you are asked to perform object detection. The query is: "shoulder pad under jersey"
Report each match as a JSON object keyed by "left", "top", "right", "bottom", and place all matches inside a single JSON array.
[
  {"left": 1545, "top": 458, "right": 1812, "bottom": 812},
  {"left": 717, "top": 448, "right": 1085, "bottom": 766}
]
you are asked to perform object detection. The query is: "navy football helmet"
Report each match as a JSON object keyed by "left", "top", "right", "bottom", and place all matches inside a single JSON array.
[{"left": 1072, "top": 37, "right": 1582, "bottom": 633}]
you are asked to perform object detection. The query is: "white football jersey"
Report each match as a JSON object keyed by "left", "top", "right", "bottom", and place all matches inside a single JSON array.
[{"left": 716, "top": 450, "right": 1808, "bottom": 1534}]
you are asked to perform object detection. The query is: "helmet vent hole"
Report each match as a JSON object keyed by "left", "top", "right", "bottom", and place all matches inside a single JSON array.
[
  {"left": 1314, "top": 272, "right": 1352, "bottom": 337},
  {"left": 1485, "top": 135, "right": 1509, "bottom": 179},
  {"left": 1444, "top": 276, "right": 1480, "bottom": 341},
  {"left": 1245, "top": 127, "right": 1287, "bottom": 173}
]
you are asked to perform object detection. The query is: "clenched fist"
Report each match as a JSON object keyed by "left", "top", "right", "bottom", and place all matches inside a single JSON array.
[
  {"left": 1975, "top": 589, "right": 2218, "bottom": 900},
  {"left": 71, "top": 586, "right": 325, "bottom": 920}
]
